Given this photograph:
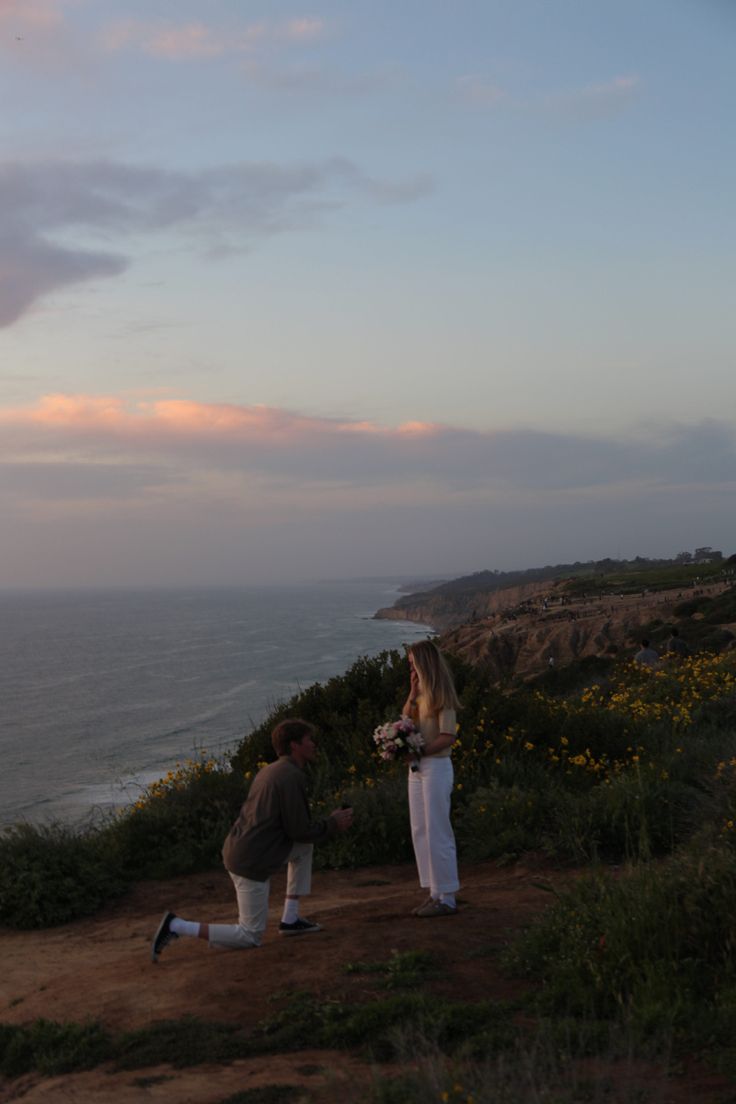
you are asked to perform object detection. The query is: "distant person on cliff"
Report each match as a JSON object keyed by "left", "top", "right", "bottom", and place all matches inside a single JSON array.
[
  {"left": 403, "top": 640, "right": 461, "bottom": 918},
  {"left": 634, "top": 639, "right": 659, "bottom": 668},
  {"left": 151, "top": 718, "right": 353, "bottom": 961},
  {"left": 665, "top": 627, "right": 690, "bottom": 660}
]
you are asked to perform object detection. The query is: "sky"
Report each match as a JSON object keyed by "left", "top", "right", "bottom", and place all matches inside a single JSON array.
[{"left": 1, "top": 0, "right": 735, "bottom": 588}]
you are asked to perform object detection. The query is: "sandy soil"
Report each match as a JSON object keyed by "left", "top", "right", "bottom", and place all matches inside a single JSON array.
[{"left": 1, "top": 860, "right": 734, "bottom": 1103}]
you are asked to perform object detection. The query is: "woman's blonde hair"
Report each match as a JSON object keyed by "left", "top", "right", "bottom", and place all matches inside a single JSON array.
[{"left": 408, "top": 640, "right": 460, "bottom": 715}]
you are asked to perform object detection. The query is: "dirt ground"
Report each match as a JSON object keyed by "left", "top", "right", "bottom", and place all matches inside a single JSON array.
[{"left": 1, "top": 859, "right": 734, "bottom": 1103}]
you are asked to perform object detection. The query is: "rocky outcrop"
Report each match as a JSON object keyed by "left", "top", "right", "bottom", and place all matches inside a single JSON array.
[
  {"left": 442, "top": 611, "right": 630, "bottom": 683},
  {"left": 438, "top": 583, "right": 731, "bottom": 682},
  {"left": 374, "top": 580, "right": 555, "bottom": 632}
]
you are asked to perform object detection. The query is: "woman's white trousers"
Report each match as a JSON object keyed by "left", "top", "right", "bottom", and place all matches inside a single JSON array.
[{"left": 408, "top": 756, "right": 459, "bottom": 896}]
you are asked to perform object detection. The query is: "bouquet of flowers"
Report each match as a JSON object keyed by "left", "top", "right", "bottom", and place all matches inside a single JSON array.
[{"left": 373, "top": 715, "right": 424, "bottom": 768}]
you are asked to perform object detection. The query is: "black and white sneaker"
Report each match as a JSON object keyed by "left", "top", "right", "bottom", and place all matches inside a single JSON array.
[
  {"left": 151, "top": 911, "right": 179, "bottom": 962},
  {"left": 278, "top": 917, "right": 322, "bottom": 936}
]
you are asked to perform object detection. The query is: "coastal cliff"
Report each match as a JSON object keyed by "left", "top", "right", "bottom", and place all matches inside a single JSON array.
[
  {"left": 379, "top": 576, "right": 736, "bottom": 684},
  {"left": 374, "top": 580, "right": 553, "bottom": 632},
  {"left": 441, "top": 595, "right": 659, "bottom": 682}
]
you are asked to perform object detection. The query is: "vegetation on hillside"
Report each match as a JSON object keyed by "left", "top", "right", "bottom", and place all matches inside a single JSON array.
[
  {"left": 390, "top": 548, "right": 731, "bottom": 611},
  {"left": 3, "top": 561, "right": 736, "bottom": 1093},
  {"left": 2, "top": 630, "right": 735, "bottom": 914}
]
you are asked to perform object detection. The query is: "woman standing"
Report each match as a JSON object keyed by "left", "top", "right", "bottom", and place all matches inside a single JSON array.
[{"left": 403, "top": 640, "right": 460, "bottom": 917}]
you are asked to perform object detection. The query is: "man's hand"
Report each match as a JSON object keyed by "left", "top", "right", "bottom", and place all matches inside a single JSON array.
[{"left": 331, "top": 806, "right": 354, "bottom": 832}]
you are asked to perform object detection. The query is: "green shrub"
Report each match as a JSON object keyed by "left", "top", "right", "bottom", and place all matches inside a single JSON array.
[
  {"left": 107, "top": 759, "right": 245, "bottom": 880},
  {"left": 231, "top": 650, "right": 409, "bottom": 781},
  {"left": 455, "top": 781, "right": 548, "bottom": 861},
  {"left": 549, "top": 770, "right": 703, "bottom": 862},
  {"left": 504, "top": 834, "right": 736, "bottom": 1033},
  {"left": 5, "top": 644, "right": 736, "bottom": 929},
  {"left": 0, "top": 824, "right": 128, "bottom": 929},
  {"left": 0, "top": 1020, "right": 112, "bottom": 1077},
  {"left": 313, "top": 775, "right": 414, "bottom": 869}
]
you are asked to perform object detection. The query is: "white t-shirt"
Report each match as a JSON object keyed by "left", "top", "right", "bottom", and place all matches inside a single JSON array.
[{"left": 417, "top": 703, "right": 456, "bottom": 758}]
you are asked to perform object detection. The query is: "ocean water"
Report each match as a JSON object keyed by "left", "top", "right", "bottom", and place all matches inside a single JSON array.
[{"left": 0, "top": 582, "right": 432, "bottom": 826}]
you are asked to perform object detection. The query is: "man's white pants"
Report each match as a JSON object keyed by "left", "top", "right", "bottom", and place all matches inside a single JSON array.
[
  {"left": 408, "top": 756, "right": 459, "bottom": 896},
  {"left": 208, "top": 842, "right": 313, "bottom": 950}
]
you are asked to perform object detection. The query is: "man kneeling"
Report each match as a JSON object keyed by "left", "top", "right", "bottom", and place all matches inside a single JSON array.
[{"left": 151, "top": 718, "right": 353, "bottom": 961}]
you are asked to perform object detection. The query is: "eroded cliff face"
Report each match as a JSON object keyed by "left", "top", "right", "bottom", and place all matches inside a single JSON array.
[
  {"left": 381, "top": 580, "right": 734, "bottom": 683},
  {"left": 444, "top": 585, "right": 736, "bottom": 682},
  {"left": 373, "top": 580, "right": 554, "bottom": 632},
  {"left": 441, "top": 608, "right": 639, "bottom": 683}
]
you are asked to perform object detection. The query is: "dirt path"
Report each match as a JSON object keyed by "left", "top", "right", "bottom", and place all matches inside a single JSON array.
[{"left": 1, "top": 859, "right": 734, "bottom": 1103}]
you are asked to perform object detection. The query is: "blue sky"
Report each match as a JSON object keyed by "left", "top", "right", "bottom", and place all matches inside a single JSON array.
[{"left": 1, "top": 0, "right": 734, "bottom": 586}]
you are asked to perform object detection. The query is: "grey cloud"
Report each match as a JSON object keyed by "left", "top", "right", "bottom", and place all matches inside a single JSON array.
[
  {"left": 178, "top": 418, "right": 736, "bottom": 492},
  {"left": 3, "top": 415, "right": 735, "bottom": 587},
  {"left": 0, "top": 230, "right": 126, "bottom": 327},
  {"left": 358, "top": 173, "right": 434, "bottom": 205},
  {"left": 0, "top": 156, "right": 432, "bottom": 326},
  {"left": 0, "top": 461, "right": 176, "bottom": 499},
  {"left": 8, "top": 410, "right": 735, "bottom": 496},
  {"left": 4, "top": 461, "right": 733, "bottom": 590}
]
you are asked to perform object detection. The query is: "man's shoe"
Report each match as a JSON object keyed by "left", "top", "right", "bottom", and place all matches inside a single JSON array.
[
  {"left": 411, "top": 896, "right": 434, "bottom": 916},
  {"left": 279, "top": 917, "right": 323, "bottom": 936},
  {"left": 151, "top": 911, "right": 179, "bottom": 962},
  {"left": 415, "top": 900, "right": 458, "bottom": 918}
]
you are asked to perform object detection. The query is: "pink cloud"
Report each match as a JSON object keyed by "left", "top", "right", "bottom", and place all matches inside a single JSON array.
[
  {"left": 138, "top": 23, "right": 224, "bottom": 60},
  {"left": 0, "top": 0, "right": 76, "bottom": 65},
  {"left": 0, "top": 0, "right": 63, "bottom": 32},
  {"left": 2, "top": 395, "right": 732, "bottom": 499},
  {"left": 101, "top": 16, "right": 326, "bottom": 61},
  {"left": 1, "top": 394, "right": 358, "bottom": 440},
  {"left": 283, "top": 17, "right": 326, "bottom": 41},
  {"left": 396, "top": 421, "right": 436, "bottom": 436},
  {"left": 29, "top": 393, "right": 132, "bottom": 428},
  {"left": 4, "top": 394, "right": 441, "bottom": 448}
]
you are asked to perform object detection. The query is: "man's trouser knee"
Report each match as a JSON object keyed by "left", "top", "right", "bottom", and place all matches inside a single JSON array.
[
  {"left": 209, "top": 843, "right": 314, "bottom": 949},
  {"left": 208, "top": 874, "right": 268, "bottom": 949},
  {"left": 285, "top": 841, "right": 313, "bottom": 897}
]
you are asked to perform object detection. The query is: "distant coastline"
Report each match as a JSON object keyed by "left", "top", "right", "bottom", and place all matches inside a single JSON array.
[{"left": 0, "top": 581, "right": 432, "bottom": 827}]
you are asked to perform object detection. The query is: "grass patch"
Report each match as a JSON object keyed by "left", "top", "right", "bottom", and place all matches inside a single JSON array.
[
  {"left": 365, "top": 1016, "right": 675, "bottom": 1104},
  {"left": 115, "top": 1017, "right": 247, "bottom": 1069},
  {"left": 344, "top": 949, "right": 438, "bottom": 988},
  {"left": 504, "top": 833, "right": 736, "bottom": 1041},
  {"left": 0, "top": 1019, "right": 113, "bottom": 1078}
]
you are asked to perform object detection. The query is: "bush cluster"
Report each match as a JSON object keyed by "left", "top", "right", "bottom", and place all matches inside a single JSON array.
[
  {"left": 504, "top": 829, "right": 736, "bottom": 1038},
  {"left": 2, "top": 644, "right": 736, "bottom": 935},
  {"left": 0, "top": 824, "right": 127, "bottom": 929}
]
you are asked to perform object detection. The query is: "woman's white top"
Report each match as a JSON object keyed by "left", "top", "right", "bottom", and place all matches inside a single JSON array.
[{"left": 416, "top": 703, "right": 456, "bottom": 759}]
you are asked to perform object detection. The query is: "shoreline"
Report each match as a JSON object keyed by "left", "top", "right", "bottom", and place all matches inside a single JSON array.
[{"left": 1, "top": 582, "right": 433, "bottom": 828}]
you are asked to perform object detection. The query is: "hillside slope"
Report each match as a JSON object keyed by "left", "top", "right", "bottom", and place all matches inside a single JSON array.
[
  {"left": 435, "top": 581, "right": 733, "bottom": 682},
  {"left": 2, "top": 861, "right": 731, "bottom": 1104}
]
